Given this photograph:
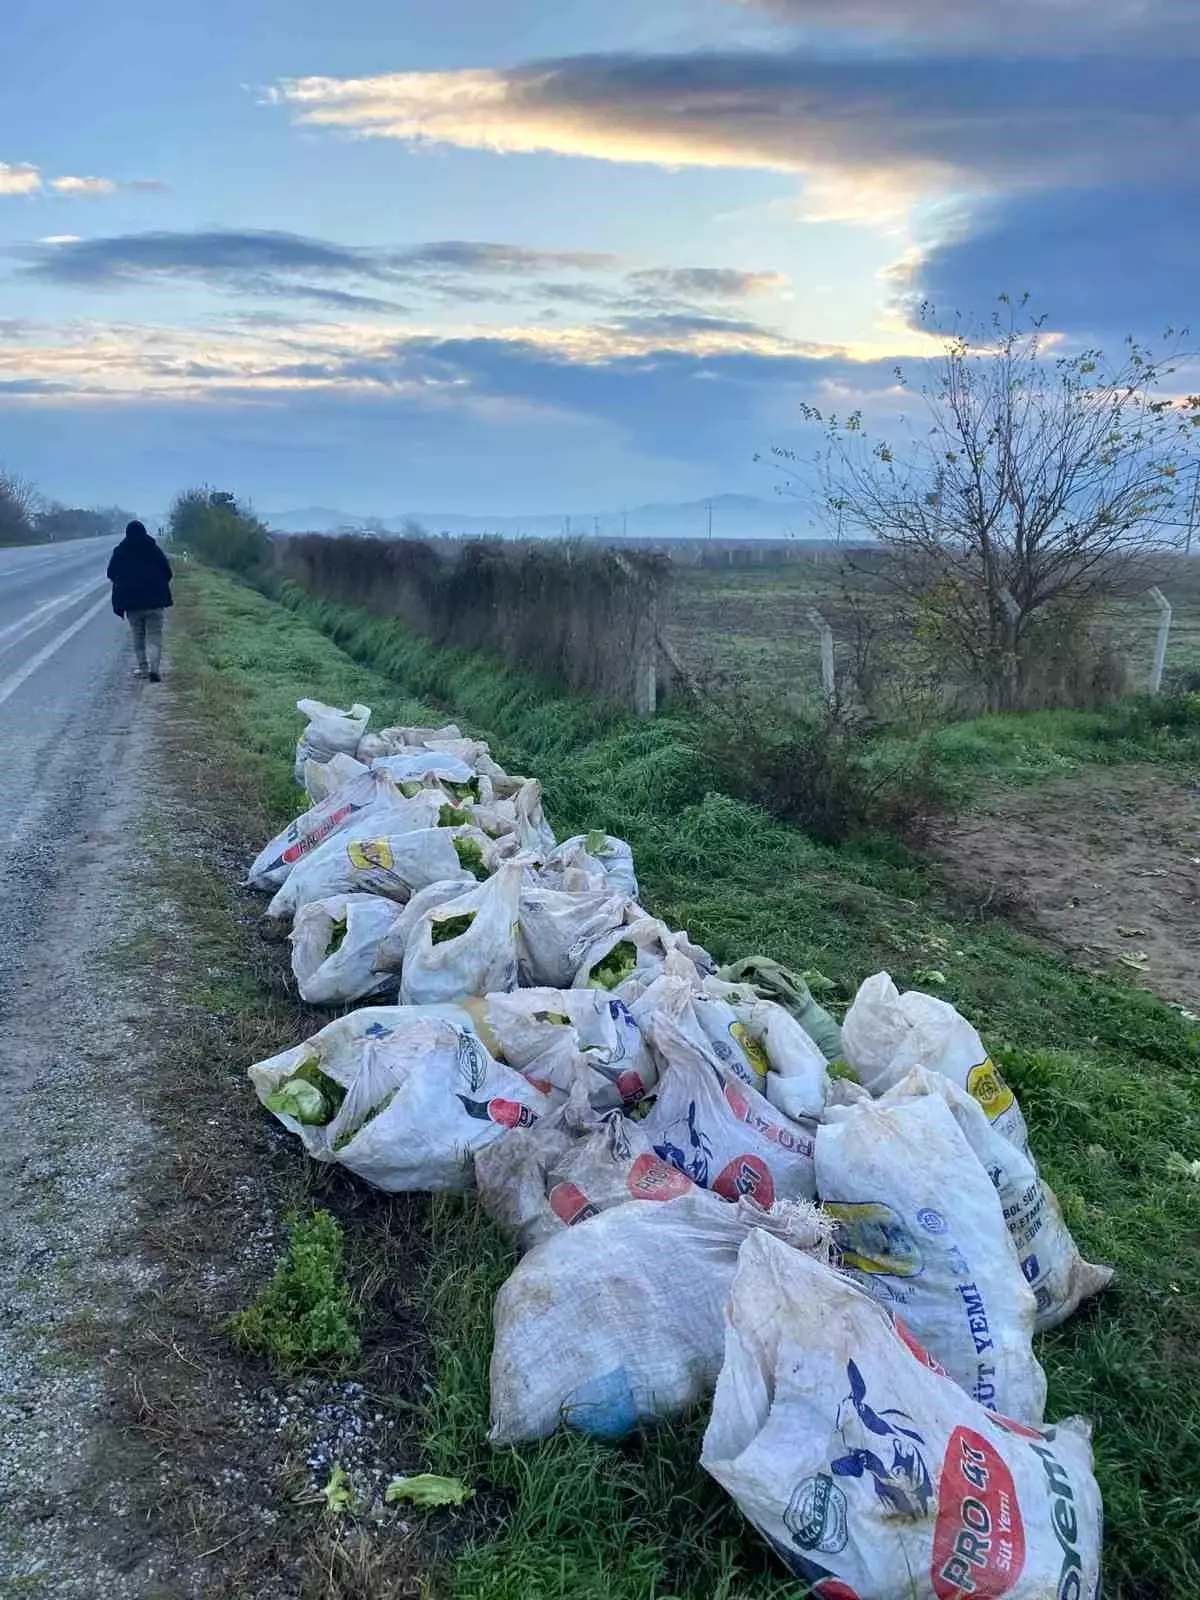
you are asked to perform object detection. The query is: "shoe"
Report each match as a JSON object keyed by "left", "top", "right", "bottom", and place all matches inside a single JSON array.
[
  {"left": 132, "top": 666, "right": 148, "bottom": 679},
  {"left": 148, "top": 671, "right": 162, "bottom": 683}
]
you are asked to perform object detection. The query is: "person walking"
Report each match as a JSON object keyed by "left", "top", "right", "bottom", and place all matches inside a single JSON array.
[{"left": 107, "top": 520, "right": 173, "bottom": 682}]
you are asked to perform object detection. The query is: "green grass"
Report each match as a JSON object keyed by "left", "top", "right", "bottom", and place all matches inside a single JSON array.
[
  {"left": 175, "top": 566, "right": 1200, "bottom": 1599},
  {"left": 909, "top": 697, "right": 1200, "bottom": 796}
]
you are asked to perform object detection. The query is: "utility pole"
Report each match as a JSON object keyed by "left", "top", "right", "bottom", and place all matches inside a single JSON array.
[
  {"left": 705, "top": 498, "right": 714, "bottom": 540},
  {"left": 622, "top": 508, "right": 628, "bottom": 539},
  {"left": 564, "top": 515, "right": 571, "bottom": 538},
  {"left": 594, "top": 515, "right": 600, "bottom": 538},
  {"left": 1187, "top": 463, "right": 1199, "bottom": 558}
]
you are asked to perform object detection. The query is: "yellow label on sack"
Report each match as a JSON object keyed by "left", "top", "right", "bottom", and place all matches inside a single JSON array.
[
  {"left": 731, "top": 1022, "right": 770, "bottom": 1080},
  {"left": 966, "top": 1059, "right": 1014, "bottom": 1121},
  {"left": 824, "top": 1201, "right": 923, "bottom": 1278},
  {"left": 348, "top": 838, "right": 394, "bottom": 872}
]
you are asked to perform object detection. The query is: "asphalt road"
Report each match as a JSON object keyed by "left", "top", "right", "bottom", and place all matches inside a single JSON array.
[
  {"left": 0, "top": 536, "right": 171, "bottom": 1595},
  {"left": 0, "top": 536, "right": 146, "bottom": 1020}
]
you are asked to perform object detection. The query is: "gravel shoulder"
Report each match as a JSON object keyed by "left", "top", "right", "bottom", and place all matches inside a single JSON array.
[
  {"left": 0, "top": 663, "right": 427, "bottom": 1599},
  {"left": 0, "top": 682, "right": 168, "bottom": 1594}
]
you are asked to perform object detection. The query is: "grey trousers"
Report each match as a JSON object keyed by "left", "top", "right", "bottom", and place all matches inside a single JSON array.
[{"left": 126, "top": 608, "right": 164, "bottom": 672}]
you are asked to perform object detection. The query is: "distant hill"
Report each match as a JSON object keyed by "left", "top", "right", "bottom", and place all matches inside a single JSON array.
[
  {"left": 261, "top": 506, "right": 356, "bottom": 534},
  {"left": 264, "top": 493, "right": 816, "bottom": 541}
]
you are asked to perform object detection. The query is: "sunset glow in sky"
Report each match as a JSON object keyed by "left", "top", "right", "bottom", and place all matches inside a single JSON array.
[{"left": 2, "top": 0, "right": 1196, "bottom": 515}]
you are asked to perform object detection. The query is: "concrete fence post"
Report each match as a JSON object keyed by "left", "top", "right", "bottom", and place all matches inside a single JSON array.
[
  {"left": 615, "top": 551, "right": 659, "bottom": 716},
  {"left": 806, "top": 607, "right": 836, "bottom": 705},
  {"left": 1148, "top": 586, "right": 1172, "bottom": 694},
  {"left": 634, "top": 630, "right": 657, "bottom": 717}
]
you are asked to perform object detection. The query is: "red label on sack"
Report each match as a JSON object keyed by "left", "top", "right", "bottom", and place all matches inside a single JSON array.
[
  {"left": 280, "top": 801, "right": 355, "bottom": 865},
  {"left": 722, "top": 1082, "right": 812, "bottom": 1156},
  {"left": 932, "top": 1427, "right": 1026, "bottom": 1599},
  {"left": 626, "top": 1152, "right": 693, "bottom": 1201},
  {"left": 894, "top": 1316, "right": 949, "bottom": 1376},
  {"left": 813, "top": 1582, "right": 862, "bottom": 1600},
  {"left": 713, "top": 1154, "right": 775, "bottom": 1206},
  {"left": 991, "top": 1413, "right": 1047, "bottom": 1443},
  {"left": 548, "top": 1181, "right": 600, "bottom": 1227},
  {"left": 725, "top": 1083, "right": 750, "bottom": 1120},
  {"left": 487, "top": 1098, "right": 537, "bottom": 1129},
  {"left": 616, "top": 1069, "right": 646, "bottom": 1103}
]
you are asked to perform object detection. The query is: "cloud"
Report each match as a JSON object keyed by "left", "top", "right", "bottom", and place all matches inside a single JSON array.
[
  {"left": 22, "top": 231, "right": 622, "bottom": 286},
  {"left": 0, "top": 377, "right": 71, "bottom": 394},
  {"left": 600, "top": 311, "right": 779, "bottom": 341},
  {"left": 0, "top": 307, "right": 878, "bottom": 405},
  {"left": 219, "top": 276, "right": 408, "bottom": 315},
  {"left": 394, "top": 240, "right": 621, "bottom": 273},
  {"left": 0, "top": 162, "right": 43, "bottom": 196},
  {"left": 738, "top": 0, "right": 1196, "bottom": 54},
  {"left": 911, "top": 183, "right": 1200, "bottom": 338},
  {"left": 0, "top": 163, "right": 165, "bottom": 199},
  {"left": 271, "top": 51, "right": 1199, "bottom": 206},
  {"left": 21, "top": 227, "right": 791, "bottom": 328},
  {"left": 27, "top": 229, "right": 376, "bottom": 284},
  {"left": 21, "top": 228, "right": 412, "bottom": 314},
  {"left": 270, "top": 47, "right": 1200, "bottom": 331},
  {"left": 49, "top": 176, "right": 118, "bottom": 197},
  {"left": 626, "top": 266, "right": 786, "bottom": 299},
  {"left": 0, "top": 307, "right": 921, "bottom": 513}
]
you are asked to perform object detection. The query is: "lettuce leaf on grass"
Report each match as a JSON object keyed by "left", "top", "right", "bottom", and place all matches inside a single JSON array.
[{"left": 386, "top": 1474, "right": 472, "bottom": 1507}]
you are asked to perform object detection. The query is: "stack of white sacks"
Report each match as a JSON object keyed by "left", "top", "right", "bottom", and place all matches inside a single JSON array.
[{"left": 247, "top": 699, "right": 1108, "bottom": 1597}]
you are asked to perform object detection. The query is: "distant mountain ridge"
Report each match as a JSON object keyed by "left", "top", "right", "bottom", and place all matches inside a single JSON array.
[{"left": 263, "top": 493, "right": 815, "bottom": 541}]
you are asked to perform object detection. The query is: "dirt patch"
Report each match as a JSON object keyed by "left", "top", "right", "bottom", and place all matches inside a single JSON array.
[{"left": 931, "top": 766, "right": 1200, "bottom": 1009}]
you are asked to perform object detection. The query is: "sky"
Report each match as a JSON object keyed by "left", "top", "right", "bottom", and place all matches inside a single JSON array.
[{"left": 1, "top": 0, "right": 1197, "bottom": 519}]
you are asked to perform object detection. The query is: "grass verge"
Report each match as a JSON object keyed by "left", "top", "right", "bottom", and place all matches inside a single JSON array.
[{"left": 175, "top": 566, "right": 1200, "bottom": 1599}]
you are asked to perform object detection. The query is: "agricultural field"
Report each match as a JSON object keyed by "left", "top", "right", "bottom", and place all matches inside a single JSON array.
[
  {"left": 143, "top": 564, "right": 1200, "bottom": 1600},
  {"left": 664, "top": 554, "right": 1200, "bottom": 719},
  {"left": 666, "top": 557, "right": 1200, "bottom": 1008},
  {"left": 664, "top": 559, "right": 858, "bottom": 716}
]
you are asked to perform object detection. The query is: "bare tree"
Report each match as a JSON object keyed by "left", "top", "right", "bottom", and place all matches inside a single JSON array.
[
  {"left": 782, "top": 300, "right": 1200, "bottom": 710},
  {"left": 0, "top": 470, "right": 39, "bottom": 547}
]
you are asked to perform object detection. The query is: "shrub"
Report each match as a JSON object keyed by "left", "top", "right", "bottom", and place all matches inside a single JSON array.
[
  {"left": 279, "top": 533, "right": 667, "bottom": 710},
  {"left": 1088, "top": 691, "right": 1200, "bottom": 746},
  {"left": 0, "top": 470, "right": 37, "bottom": 546},
  {"left": 228, "top": 1208, "right": 360, "bottom": 1371},
  {"left": 700, "top": 696, "right": 946, "bottom": 844},
  {"left": 1014, "top": 604, "right": 1132, "bottom": 711},
  {"left": 170, "top": 488, "right": 273, "bottom": 579}
]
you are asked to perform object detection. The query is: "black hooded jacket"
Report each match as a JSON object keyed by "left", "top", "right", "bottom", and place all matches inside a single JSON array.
[{"left": 107, "top": 523, "right": 173, "bottom": 618}]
